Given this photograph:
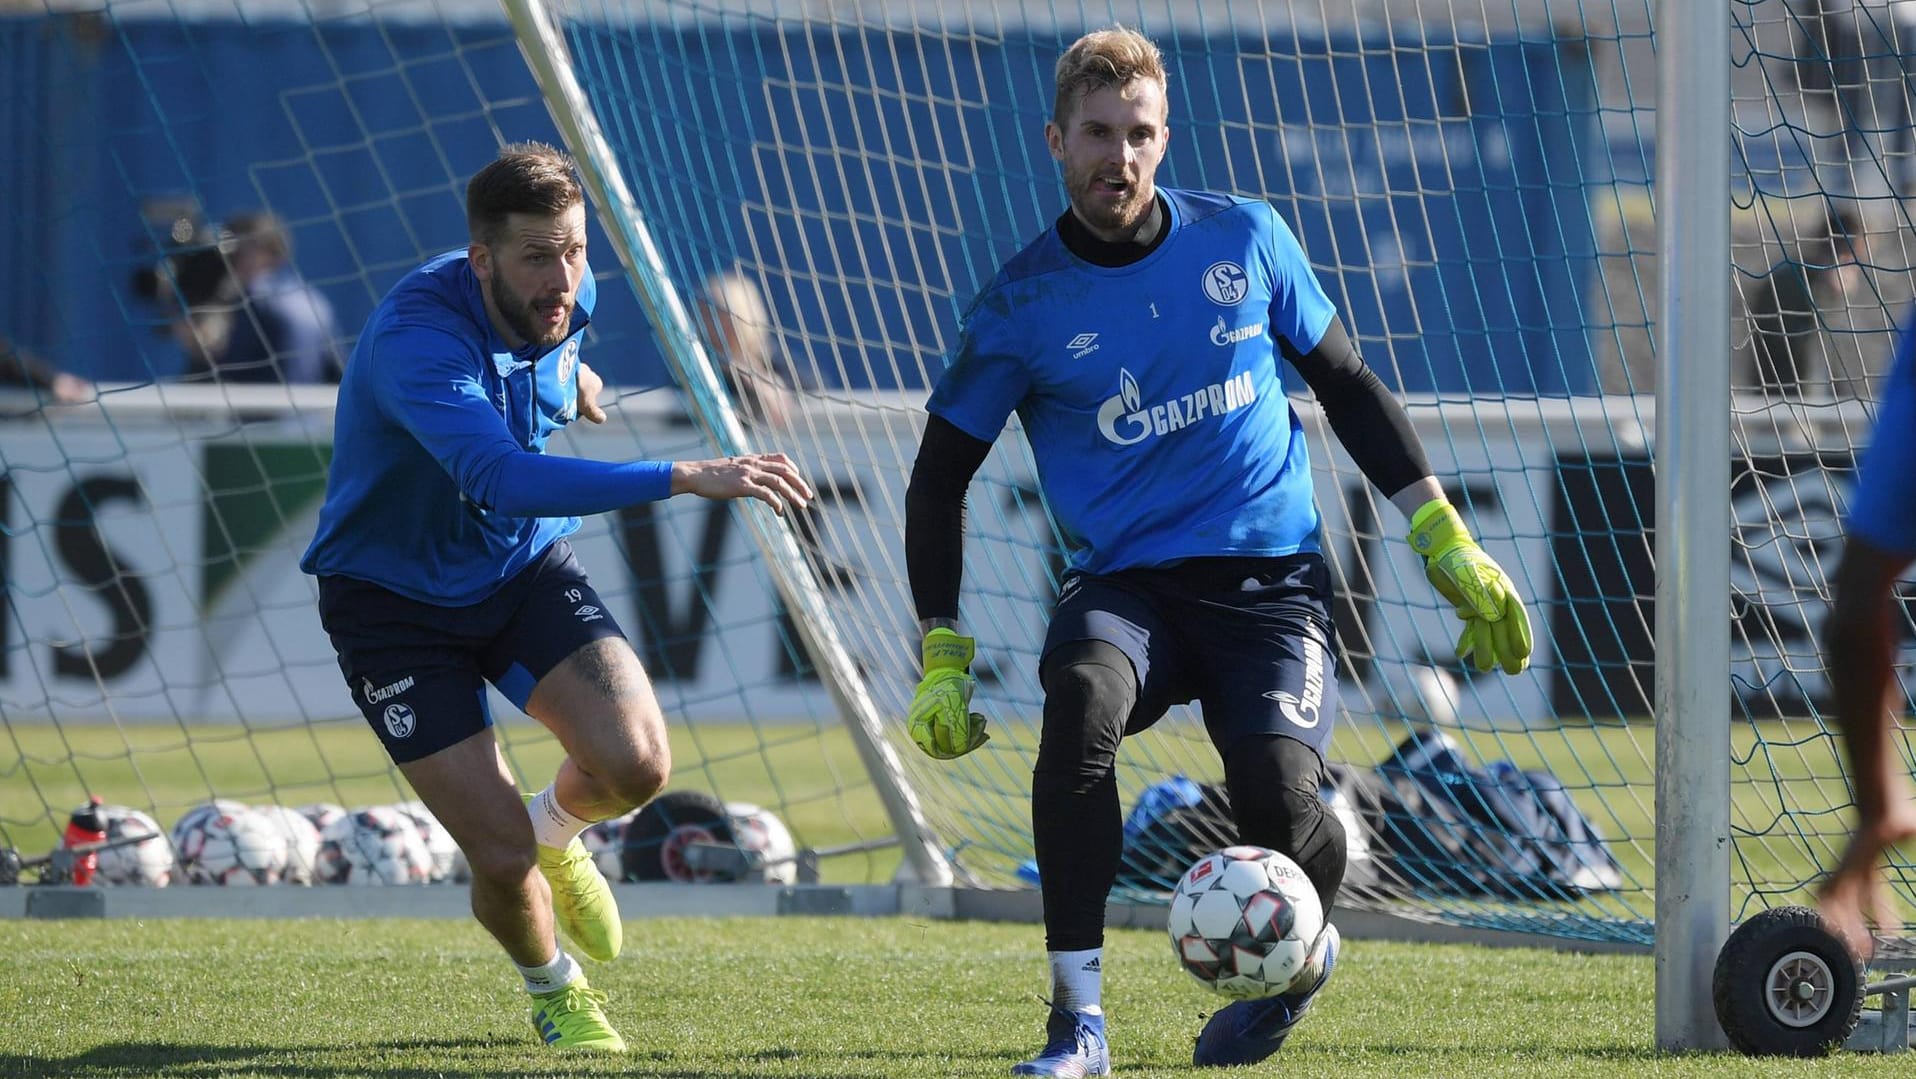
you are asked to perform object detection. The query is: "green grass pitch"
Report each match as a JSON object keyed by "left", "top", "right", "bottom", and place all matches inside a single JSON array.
[
  {"left": 0, "top": 915, "right": 1894, "bottom": 1077},
  {"left": 0, "top": 718, "right": 1903, "bottom": 1075}
]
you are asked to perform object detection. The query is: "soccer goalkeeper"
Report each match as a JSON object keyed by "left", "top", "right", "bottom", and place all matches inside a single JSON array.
[
  {"left": 903, "top": 27, "right": 1531, "bottom": 1076},
  {"left": 301, "top": 142, "right": 811, "bottom": 1053}
]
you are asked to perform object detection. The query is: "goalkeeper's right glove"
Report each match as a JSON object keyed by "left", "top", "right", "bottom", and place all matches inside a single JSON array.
[{"left": 907, "top": 628, "right": 990, "bottom": 760}]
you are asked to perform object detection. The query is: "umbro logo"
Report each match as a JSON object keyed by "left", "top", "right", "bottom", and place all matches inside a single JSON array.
[
  {"left": 575, "top": 604, "right": 604, "bottom": 622},
  {"left": 1067, "top": 332, "right": 1101, "bottom": 359}
]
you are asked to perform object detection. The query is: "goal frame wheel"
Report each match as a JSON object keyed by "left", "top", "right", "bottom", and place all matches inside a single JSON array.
[
  {"left": 1712, "top": 905, "right": 1863, "bottom": 1057},
  {"left": 621, "top": 790, "right": 732, "bottom": 882}
]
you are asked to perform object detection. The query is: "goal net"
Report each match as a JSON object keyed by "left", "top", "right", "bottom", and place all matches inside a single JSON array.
[{"left": 2, "top": 0, "right": 1910, "bottom": 943}]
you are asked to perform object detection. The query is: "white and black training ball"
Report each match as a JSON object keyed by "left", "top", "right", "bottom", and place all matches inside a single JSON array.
[
  {"left": 724, "top": 802, "right": 798, "bottom": 884},
  {"left": 95, "top": 806, "right": 174, "bottom": 886},
  {"left": 321, "top": 806, "right": 434, "bottom": 885},
  {"left": 298, "top": 803, "right": 351, "bottom": 883},
  {"left": 254, "top": 805, "right": 323, "bottom": 885},
  {"left": 169, "top": 799, "right": 248, "bottom": 859},
  {"left": 1167, "top": 845, "right": 1325, "bottom": 1000},
  {"left": 390, "top": 800, "right": 463, "bottom": 883},
  {"left": 177, "top": 807, "right": 292, "bottom": 886}
]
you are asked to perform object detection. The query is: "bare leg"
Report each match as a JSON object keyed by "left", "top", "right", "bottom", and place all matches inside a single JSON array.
[
  {"left": 525, "top": 636, "right": 671, "bottom": 820},
  {"left": 399, "top": 729, "right": 554, "bottom": 966}
]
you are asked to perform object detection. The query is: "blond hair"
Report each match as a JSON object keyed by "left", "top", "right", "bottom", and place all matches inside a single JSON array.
[
  {"left": 699, "top": 268, "right": 772, "bottom": 368},
  {"left": 1052, "top": 26, "right": 1168, "bottom": 126}
]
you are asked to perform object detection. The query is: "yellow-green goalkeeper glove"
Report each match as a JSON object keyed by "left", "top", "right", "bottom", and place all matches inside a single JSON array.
[
  {"left": 907, "top": 627, "right": 990, "bottom": 760},
  {"left": 1407, "top": 499, "right": 1534, "bottom": 675}
]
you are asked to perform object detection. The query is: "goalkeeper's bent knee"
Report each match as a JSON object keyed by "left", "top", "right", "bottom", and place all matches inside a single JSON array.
[{"left": 1224, "top": 734, "right": 1347, "bottom": 915}]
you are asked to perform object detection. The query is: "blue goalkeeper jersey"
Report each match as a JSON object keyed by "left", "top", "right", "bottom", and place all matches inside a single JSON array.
[
  {"left": 927, "top": 188, "right": 1337, "bottom": 573},
  {"left": 1847, "top": 311, "right": 1916, "bottom": 553},
  {"left": 300, "top": 250, "right": 598, "bottom": 605}
]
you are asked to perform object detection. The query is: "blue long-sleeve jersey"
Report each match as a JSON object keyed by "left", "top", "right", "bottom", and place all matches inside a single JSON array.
[{"left": 301, "top": 250, "right": 670, "bottom": 605}]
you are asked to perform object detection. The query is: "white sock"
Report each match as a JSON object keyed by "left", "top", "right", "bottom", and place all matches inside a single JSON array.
[
  {"left": 527, "top": 785, "right": 589, "bottom": 849},
  {"left": 517, "top": 949, "right": 583, "bottom": 995},
  {"left": 1290, "top": 922, "right": 1338, "bottom": 993},
  {"left": 1048, "top": 948, "right": 1103, "bottom": 1014}
]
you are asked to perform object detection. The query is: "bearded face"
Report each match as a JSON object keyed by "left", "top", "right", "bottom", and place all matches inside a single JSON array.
[
  {"left": 490, "top": 263, "right": 575, "bottom": 349},
  {"left": 1047, "top": 79, "right": 1170, "bottom": 241},
  {"left": 473, "top": 203, "right": 588, "bottom": 350}
]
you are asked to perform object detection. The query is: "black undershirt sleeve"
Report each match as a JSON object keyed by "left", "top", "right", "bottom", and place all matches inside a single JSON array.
[
  {"left": 905, "top": 414, "right": 994, "bottom": 623},
  {"left": 1281, "top": 316, "right": 1432, "bottom": 498}
]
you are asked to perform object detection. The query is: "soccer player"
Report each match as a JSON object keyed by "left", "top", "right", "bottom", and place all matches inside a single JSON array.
[
  {"left": 300, "top": 142, "right": 812, "bottom": 1052},
  {"left": 1817, "top": 311, "right": 1916, "bottom": 960},
  {"left": 902, "top": 28, "right": 1532, "bottom": 1075}
]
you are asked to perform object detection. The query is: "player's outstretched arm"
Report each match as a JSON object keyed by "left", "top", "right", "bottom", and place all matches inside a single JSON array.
[
  {"left": 902, "top": 415, "right": 994, "bottom": 759},
  {"left": 1818, "top": 537, "right": 1916, "bottom": 957},
  {"left": 670, "top": 453, "right": 814, "bottom": 515}
]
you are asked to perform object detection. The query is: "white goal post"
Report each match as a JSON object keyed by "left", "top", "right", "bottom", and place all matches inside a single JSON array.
[
  {"left": 1653, "top": 0, "right": 1731, "bottom": 1052},
  {"left": 502, "top": 0, "right": 958, "bottom": 888}
]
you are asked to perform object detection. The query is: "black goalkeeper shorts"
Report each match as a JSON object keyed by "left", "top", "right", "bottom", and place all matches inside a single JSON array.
[{"left": 1040, "top": 553, "right": 1339, "bottom": 756}]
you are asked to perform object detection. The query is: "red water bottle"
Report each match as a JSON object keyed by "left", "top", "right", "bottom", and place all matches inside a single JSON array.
[{"left": 62, "top": 796, "right": 107, "bottom": 885}]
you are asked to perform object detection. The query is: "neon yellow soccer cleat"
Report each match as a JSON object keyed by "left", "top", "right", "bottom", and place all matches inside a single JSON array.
[
  {"left": 537, "top": 836, "right": 623, "bottom": 962},
  {"left": 524, "top": 790, "right": 624, "bottom": 962},
  {"left": 531, "top": 981, "right": 627, "bottom": 1052}
]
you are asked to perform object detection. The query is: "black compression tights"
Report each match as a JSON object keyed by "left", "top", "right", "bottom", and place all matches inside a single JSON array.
[
  {"left": 1223, "top": 733, "right": 1347, "bottom": 916},
  {"left": 1032, "top": 640, "right": 1137, "bottom": 953},
  {"left": 1032, "top": 641, "right": 1349, "bottom": 951}
]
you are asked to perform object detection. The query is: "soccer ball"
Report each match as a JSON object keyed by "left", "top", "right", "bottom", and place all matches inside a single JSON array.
[
  {"left": 297, "top": 804, "right": 351, "bottom": 883},
  {"left": 581, "top": 812, "right": 636, "bottom": 881},
  {"left": 321, "top": 806, "right": 434, "bottom": 885},
  {"left": 177, "top": 807, "right": 292, "bottom": 886},
  {"left": 169, "top": 799, "right": 248, "bottom": 858},
  {"left": 297, "top": 802, "right": 346, "bottom": 834},
  {"left": 254, "top": 805, "right": 323, "bottom": 885},
  {"left": 1167, "top": 846, "right": 1324, "bottom": 1000},
  {"left": 391, "top": 800, "right": 463, "bottom": 883},
  {"left": 95, "top": 806, "right": 174, "bottom": 886},
  {"left": 725, "top": 802, "right": 798, "bottom": 884}
]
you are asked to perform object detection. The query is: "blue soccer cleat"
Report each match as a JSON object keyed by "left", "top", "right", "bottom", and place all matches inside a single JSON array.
[
  {"left": 1011, "top": 1005, "right": 1110, "bottom": 1077},
  {"left": 1192, "top": 922, "right": 1340, "bottom": 1067}
]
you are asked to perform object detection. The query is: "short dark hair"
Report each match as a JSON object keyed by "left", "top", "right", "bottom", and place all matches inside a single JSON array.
[{"left": 465, "top": 141, "right": 584, "bottom": 245}]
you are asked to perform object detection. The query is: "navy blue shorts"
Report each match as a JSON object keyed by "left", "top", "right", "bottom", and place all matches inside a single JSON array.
[
  {"left": 1040, "top": 554, "right": 1339, "bottom": 755},
  {"left": 316, "top": 540, "right": 628, "bottom": 763}
]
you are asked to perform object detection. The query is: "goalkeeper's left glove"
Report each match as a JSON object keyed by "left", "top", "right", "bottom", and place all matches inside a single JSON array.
[
  {"left": 1407, "top": 498, "right": 1534, "bottom": 675},
  {"left": 906, "top": 628, "right": 991, "bottom": 760}
]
